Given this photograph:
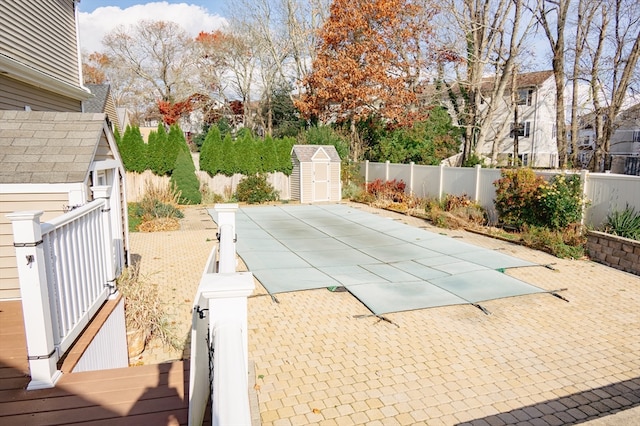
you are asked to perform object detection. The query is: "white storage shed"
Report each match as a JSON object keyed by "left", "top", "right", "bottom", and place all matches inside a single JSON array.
[{"left": 290, "top": 145, "right": 341, "bottom": 203}]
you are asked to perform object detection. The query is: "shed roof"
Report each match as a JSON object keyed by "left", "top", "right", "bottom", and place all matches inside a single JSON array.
[
  {"left": 292, "top": 145, "right": 341, "bottom": 162},
  {"left": 0, "top": 111, "right": 107, "bottom": 184}
]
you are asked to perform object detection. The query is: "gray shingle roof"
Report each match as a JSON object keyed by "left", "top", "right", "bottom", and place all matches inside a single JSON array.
[
  {"left": 291, "top": 145, "right": 341, "bottom": 162},
  {"left": 83, "top": 84, "right": 110, "bottom": 113},
  {"left": 0, "top": 111, "right": 107, "bottom": 184}
]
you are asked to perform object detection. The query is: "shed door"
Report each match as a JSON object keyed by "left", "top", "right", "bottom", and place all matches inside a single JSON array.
[{"left": 313, "top": 161, "right": 330, "bottom": 202}]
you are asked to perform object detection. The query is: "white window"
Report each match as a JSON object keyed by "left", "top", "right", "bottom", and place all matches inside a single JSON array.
[
  {"left": 510, "top": 121, "right": 531, "bottom": 138},
  {"left": 517, "top": 88, "right": 534, "bottom": 106},
  {"left": 578, "top": 135, "right": 592, "bottom": 147}
]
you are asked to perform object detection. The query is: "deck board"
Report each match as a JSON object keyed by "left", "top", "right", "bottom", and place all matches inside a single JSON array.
[{"left": 0, "top": 301, "right": 191, "bottom": 425}]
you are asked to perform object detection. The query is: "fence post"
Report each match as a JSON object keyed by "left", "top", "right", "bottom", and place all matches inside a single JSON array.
[
  {"left": 385, "top": 161, "right": 390, "bottom": 181},
  {"left": 6, "top": 211, "right": 61, "bottom": 390},
  {"left": 474, "top": 164, "right": 482, "bottom": 202},
  {"left": 438, "top": 164, "right": 445, "bottom": 201},
  {"left": 580, "top": 169, "right": 589, "bottom": 226},
  {"left": 364, "top": 160, "right": 369, "bottom": 185},
  {"left": 409, "top": 162, "right": 415, "bottom": 195},
  {"left": 91, "top": 186, "right": 117, "bottom": 298}
]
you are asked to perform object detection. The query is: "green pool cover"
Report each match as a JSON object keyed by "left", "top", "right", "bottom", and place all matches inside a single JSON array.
[{"left": 209, "top": 204, "right": 546, "bottom": 315}]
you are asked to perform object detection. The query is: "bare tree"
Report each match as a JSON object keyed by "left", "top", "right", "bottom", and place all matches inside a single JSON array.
[
  {"left": 438, "top": 0, "right": 538, "bottom": 165},
  {"left": 532, "top": 0, "right": 572, "bottom": 167},
  {"left": 225, "top": 0, "right": 331, "bottom": 131},
  {"left": 566, "top": 0, "right": 601, "bottom": 167},
  {"left": 103, "top": 20, "right": 197, "bottom": 124},
  {"left": 586, "top": 0, "right": 640, "bottom": 171}
]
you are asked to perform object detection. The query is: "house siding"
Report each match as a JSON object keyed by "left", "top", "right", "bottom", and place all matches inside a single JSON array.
[
  {"left": 94, "top": 133, "right": 115, "bottom": 161},
  {"left": 0, "top": 0, "right": 81, "bottom": 89},
  {"left": 330, "top": 163, "right": 341, "bottom": 201},
  {"left": 301, "top": 163, "right": 313, "bottom": 203},
  {"left": 0, "top": 75, "right": 82, "bottom": 112},
  {"left": 0, "top": 192, "right": 68, "bottom": 299}
]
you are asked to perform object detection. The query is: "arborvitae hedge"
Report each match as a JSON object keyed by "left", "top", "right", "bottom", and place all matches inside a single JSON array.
[
  {"left": 198, "top": 125, "right": 296, "bottom": 177},
  {"left": 200, "top": 125, "right": 223, "bottom": 176},
  {"left": 147, "top": 124, "right": 168, "bottom": 175},
  {"left": 117, "top": 125, "right": 146, "bottom": 173},
  {"left": 170, "top": 150, "right": 202, "bottom": 204}
]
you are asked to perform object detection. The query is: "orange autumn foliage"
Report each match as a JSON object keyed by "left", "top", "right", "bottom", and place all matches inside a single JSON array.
[
  {"left": 296, "top": 0, "right": 436, "bottom": 127},
  {"left": 157, "top": 93, "right": 209, "bottom": 125}
]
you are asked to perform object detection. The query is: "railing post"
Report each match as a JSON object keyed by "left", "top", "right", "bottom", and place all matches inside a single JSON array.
[
  {"left": 207, "top": 273, "right": 254, "bottom": 425},
  {"left": 91, "top": 186, "right": 117, "bottom": 298},
  {"left": 6, "top": 211, "right": 62, "bottom": 390},
  {"left": 214, "top": 203, "right": 238, "bottom": 274},
  {"left": 189, "top": 272, "right": 255, "bottom": 426}
]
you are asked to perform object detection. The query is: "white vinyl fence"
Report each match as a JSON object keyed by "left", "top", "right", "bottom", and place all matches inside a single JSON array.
[{"left": 361, "top": 161, "right": 640, "bottom": 228}]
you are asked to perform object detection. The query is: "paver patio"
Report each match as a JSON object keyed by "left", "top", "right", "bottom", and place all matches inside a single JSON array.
[{"left": 130, "top": 203, "right": 640, "bottom": 425}]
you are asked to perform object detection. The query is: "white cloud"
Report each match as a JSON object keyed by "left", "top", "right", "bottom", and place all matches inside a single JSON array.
[{"left": 78, "top": 2, "right": 227, "bottom": 53}]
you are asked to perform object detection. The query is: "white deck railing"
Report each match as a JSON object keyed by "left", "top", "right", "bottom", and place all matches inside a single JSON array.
[
  {"left": 189, "top": 204, "right": 255, "bottom": 426},
  {"left": 7, "top": 186, "right": 117, "bottom": 390}
]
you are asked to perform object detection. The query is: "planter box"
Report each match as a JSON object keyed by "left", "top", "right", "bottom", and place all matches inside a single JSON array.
[{"left": 586, "top": 230, "right": 640, "bottom": 276}]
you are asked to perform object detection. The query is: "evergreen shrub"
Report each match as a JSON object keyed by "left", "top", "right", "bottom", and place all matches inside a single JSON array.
[
  {"left": 170, "top": 151, "right": 202, "bottom": 204},
  {"left": 235, "top": 174, "right": 279, "bottom": 204}
]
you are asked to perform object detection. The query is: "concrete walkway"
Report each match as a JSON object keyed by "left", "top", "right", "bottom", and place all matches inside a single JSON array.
[{"left": 128, "top": 203, "right": 640, "bottom": 425}]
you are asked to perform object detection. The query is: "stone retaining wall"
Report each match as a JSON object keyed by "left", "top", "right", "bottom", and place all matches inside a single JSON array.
[{"left": 586, "top": 231, "right": 640, "bottom": 276}]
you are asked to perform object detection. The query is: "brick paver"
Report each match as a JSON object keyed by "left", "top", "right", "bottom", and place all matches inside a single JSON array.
[{"left": 129, "top": 203, "right": 640, "bottom": 425}]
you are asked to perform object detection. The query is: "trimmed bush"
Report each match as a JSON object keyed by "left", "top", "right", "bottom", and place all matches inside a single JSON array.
[{"left": 235, "top": 174, "right": 279, "bottom": 204}]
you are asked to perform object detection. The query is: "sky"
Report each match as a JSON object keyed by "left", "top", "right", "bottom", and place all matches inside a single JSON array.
[{"left": 77, "top": 1, "right": 228, "bottom": 53}]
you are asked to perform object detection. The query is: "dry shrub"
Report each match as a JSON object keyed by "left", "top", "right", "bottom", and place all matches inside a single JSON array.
[
  {"left": 137, "top": 217, "right": 180, "bottom": 232},
  {"left": 426, "top": 194, "right": 485, "bottom": 229},
  {"left": 116, "top": 263, "right": 181, "bottom": 350},
  {"left": 142, "top": 178, "right": 181, "bottom": 205}
]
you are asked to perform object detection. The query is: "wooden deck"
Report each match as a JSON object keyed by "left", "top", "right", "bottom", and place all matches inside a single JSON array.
[{"left": 0, "top": 300, "right": 192, "bottom": 425}]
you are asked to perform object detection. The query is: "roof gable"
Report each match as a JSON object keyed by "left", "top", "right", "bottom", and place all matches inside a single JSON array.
[
  {"left": 480, "top": 70, "right": 554, "bottom": 92},
  {"left": 0, "top": 111, "right": 108, "bottom": 184},
  {"left": 291, "top": 145, "right": 341, "bottom": 162}
]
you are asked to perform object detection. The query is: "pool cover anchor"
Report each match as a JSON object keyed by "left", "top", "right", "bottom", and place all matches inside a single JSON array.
[
  {"left": 471, "top": 303, "right": 491, "bottom": 315},
  {"left": 548, "top": 288, "right": 569, "bottom": 302},
  {"left": 354, "top": 314, "right": 400, "bottom": 328}
]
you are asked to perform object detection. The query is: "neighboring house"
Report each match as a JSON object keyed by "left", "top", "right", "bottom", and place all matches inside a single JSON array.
[
  {"left": 576, "top": 103, "right": 640, "bottom": 172},
  {"left": 475, "top": 70, "right": 558, "bottom": 168},
  {"left": 117, "top": 107, "right": 133, "bottom": 131},
  {"left": 84, "top": 84, "right": 122, "bottom": 134},
  {"left": 0, "top": 111, "right": 129, "bottom": 300},
  {"left": 0, "top": 1, "right": 92, "bottom": 111}
]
